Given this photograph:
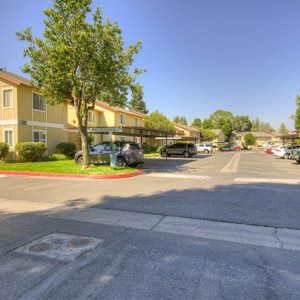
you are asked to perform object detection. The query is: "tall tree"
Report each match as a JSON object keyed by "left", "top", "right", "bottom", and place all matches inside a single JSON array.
[
  {"left": 17, "top": 0, "right": 143, "bottom": 168},
  {"left": 202, "top": 118, "right": 213, "bottom": 129},
  {"left": 251, "top": 117, "right": 275, "bottom": 132},
  {"left": 295, "top": 94, "right": 300, "bottom": 130},
  {"left": 233, "top": 115, "right": 252, "bottom": 132},
  {"left": 173, "top": 115, "right": 187, "bottom": 125},
  {"left": 191, "top": 118, "right": 202, "bottom": 129},
  {"left": 128, "top": 83, "right": 148, "bottom": 114},
  {"left": 209, "top": 110, "right": 234, "bottom": 126},
  {"left": 146, "top": 111, "right": 175, "bottom": 134},
  {"left": 278, "top": 123, "right": 289, "bottom": 135}
]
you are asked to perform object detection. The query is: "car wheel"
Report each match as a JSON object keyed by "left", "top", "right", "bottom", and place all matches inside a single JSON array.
[
  {"left": 183, "top": 151, "right": 189, "bottom": 158},
  {"left": 129, "top": 163, "right": 138, "bottom": 168},
  {"left": 204, "top": 149, "right": 209, "bottom": 154},
  {"left": 76, "top": 156, "right": 83, "bottom": 164},
  {"left": 117, "top": 157, "right": 127, "bottom": 167},
  {"left": 284, "top": 153, "right": 290, "bottom": 159}
]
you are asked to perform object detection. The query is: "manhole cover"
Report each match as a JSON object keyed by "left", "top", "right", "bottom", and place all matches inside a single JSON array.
[
  {"left": 15, "top": 233, "right": 104, "bottom": 262},
  {"left": 68, "top": 238, "right": 93, "bottom": 248},
  {"left": 28, "top": 243, "right": 54, "bottom": 253}
]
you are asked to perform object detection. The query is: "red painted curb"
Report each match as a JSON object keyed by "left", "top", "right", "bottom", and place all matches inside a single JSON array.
[{"left": 0, "top": 169, "right": 143, "bottom": 179}]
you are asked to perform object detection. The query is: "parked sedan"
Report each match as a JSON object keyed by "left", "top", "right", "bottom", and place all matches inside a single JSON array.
[
  {"left": 275, "top": 145, "right": 300, "bottom": 159},
  {"left": 231, "top": 145, "right": 242, "bottom": 151},
  {"left": 74, "top": 141, "right": 144, "bottom": 167},
  {"left": 160, "top": 143, "right": 197, "bottom": 158}
]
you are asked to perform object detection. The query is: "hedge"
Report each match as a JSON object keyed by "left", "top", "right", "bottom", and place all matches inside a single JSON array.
[
  {"left": 16, "top": 142, "right": 47, "bottom": 162},
  {"left": 56, "top": 142, "right": 76, "bottom": 158},
  {"left": 0, "top": 143, "right": 9, "bottom": 162}
]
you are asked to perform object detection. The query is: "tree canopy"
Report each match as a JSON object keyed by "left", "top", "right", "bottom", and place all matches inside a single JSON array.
[
  {"left": 145, "top": 111, "right": 176, "bottom": 134},
  {"left": 191, "top": 118, "right": 202, "bottom": 129},
  {"left": 17, "top": 0, "right": 144, "bottom": 167},
  {"left": 278, "top": 123, "right": 289, "bottom": 135},
  {"left": 128, "top": 83, "right": 148, "bottom": 114},
  {"left": 294, "top": 94, "right": 300, "bottom": 130},
  {"left": 200, "top": 129, "right": 217, "bottom": 141},
  {"left": 173, "top": 115, "right": 187, "bottom": 126},
  {"left": 251, "top": 118, "right": 275, "bottom": 132}
]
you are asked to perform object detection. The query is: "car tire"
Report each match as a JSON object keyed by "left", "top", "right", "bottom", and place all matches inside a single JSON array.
[
  {"left": 183, "top": 151, "right": 189, "bottom": 158},
  {"left": 129, "top": 163, "right": 138, "bottom": 168},
  {"left": 204, "top": 149, "right": 209, "bottom": 154},
  {"left": 76, "top": 156, "right": 83, "bottom": 164},
  {"left": 117, "top": 157, "right": 127, "bottom": 167},
  {"left": 284, "top": 153, "right": 290, "bottom": 159}
]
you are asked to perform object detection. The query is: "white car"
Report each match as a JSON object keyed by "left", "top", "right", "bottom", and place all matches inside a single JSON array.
[
  {"left": 196, "top": 143, "right": 213, "bottom": 154},
  {"left": 273, "top": 145, "right": 300, "bottom": 159}
]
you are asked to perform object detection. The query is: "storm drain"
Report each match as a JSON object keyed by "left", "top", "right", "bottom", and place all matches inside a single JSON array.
[{"left": 15, "top": 232, "right": 104, "bottom": 262}]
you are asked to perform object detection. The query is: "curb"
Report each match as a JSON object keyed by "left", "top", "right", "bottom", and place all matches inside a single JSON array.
[{"left": 0, "top": 169, "right": 143, "bottom": 180}]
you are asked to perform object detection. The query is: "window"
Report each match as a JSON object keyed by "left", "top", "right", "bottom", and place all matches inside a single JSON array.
[
  {"left": 135, "top": 118, "right": 139, "bottom": 126},
  {"left": 3, "top": 89, "right": 13, "bottom": 108},
  {"left": 33, "top": 130, "right": 46, "bottom": 143},
  {"left": 88, "top": 111, "right": 96, "bottom": 123},
  {"left": 120, "top": 136, "right": 126, "bottom": 141},
  {"left": 33, "top": 93, "right": 46, "bottom": 111},
  {"left": 4, "top": 129, "right": 13, "bottom": 147},
  {"left": 120, "top": 114, "right": 126, "bottom": 125}
]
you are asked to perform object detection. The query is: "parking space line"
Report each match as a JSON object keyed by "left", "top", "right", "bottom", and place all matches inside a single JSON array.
[
  {"left": 145, "top": 173, "right": 211, "bottom": 180},
  {"left": 220, "top": 152, "right": 241, "bottom": 173},
  {"left": 234, "top": 178, "right": 300, "bottom": 185}
]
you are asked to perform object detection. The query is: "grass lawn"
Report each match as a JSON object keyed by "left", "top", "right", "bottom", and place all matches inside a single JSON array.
[
  {"left": 0, "top": 160, "right": 136, "bottom": 175},
  {"left": 144, "top": 152, "right": 160, "bottom": 157}
]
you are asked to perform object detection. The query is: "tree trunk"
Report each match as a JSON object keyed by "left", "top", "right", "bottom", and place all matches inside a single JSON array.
[
  {"left": 74, "top": 101, "right": 90, "bottom": 169},
  {"left": 79, "top": 125, "right": 90, "bottom": 169}
]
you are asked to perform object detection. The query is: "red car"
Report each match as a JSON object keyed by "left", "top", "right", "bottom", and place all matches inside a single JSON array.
[
  {"left": 231, "top": 145, "right": 242, "bottom": 151},
  {"left": 265, "top": 147, "right": 274, "bottom": 154}
]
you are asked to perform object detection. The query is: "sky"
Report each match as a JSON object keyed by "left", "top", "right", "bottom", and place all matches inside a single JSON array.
[{"left": 1, "top": 0, "right": 300, "bottom": 130}]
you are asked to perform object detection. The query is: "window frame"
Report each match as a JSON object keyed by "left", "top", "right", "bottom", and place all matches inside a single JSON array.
[
  {"left": 32, "top": 92, "right": 46, "bottom": 112},
  {"left": 120, "top": 114, "right": 126, "bottom": 125},
  {"left": 2, "top": 87, "right": 13, "bottom": 109},
  {"left": 88, "top": 111, "right": 96, "bottom": 123},
  {"left": 33, "top": 129, "right": 47, "bottom": 143},
  {"left": 3, "top": 128, "right": 14, "bottom": 148}
]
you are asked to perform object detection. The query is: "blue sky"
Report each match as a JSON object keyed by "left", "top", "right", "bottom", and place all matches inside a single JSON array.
[{"left": 1, "top": 0, "right": 300, "bottom": 129}]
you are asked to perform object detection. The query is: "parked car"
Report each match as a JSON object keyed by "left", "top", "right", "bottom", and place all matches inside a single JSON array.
[
  {"left": 273, "top": 145, "right": 300, "bottom": 159},
  {"left": 74, "top": 141, "right": 144, "bottom": 167},
  {"left": 231, "top": 145, "right": 242, "bottom": 151},
  {"left": 265, "top": 146, "right": 277, "bottom": 154},
  {"left": 160, "top": 143, "right": 197, "bottom": 158},
  {"left": 195, "top": 143, "right": 213, "bottom": 154}
]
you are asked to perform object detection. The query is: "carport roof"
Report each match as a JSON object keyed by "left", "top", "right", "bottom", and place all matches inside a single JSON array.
[{"left": 87, "top": 126, "right": 174, "bottom": 138}]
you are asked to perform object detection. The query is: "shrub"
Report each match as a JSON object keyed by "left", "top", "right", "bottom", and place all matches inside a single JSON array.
[
  {"left": 43, "top": 153, "right": 69, "bottom": 161},
  {"left": 16, "top": 142, "right": 47, "bottom": 162},
  {"left": 0, "top": 143, "right": 9, "bottom": 162},
  {"left": 56, "top": 142, "right": 76, "bottom": 158},
  {"left": 244, "top": 133, "right": 256, "bottom": 145},
  {"left": 142, "top": 143, "right": 158, "bottom": 154}
]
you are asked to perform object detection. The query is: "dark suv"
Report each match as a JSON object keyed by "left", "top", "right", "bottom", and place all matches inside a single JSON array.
[
  {"left": 74, "top": 141, "right": 144, "bottom": 167},
  {"left": 160, "top": 143, "right": 197, "bottom": 158}
]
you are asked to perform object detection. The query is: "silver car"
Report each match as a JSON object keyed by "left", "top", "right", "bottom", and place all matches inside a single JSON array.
[{"left": 74, "top": 141, "right": 144, "bottom": 167}]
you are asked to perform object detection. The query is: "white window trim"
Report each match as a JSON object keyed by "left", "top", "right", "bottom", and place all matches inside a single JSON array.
[
  {"left": 120, "top": 114, "right": 126, "bottom": 125},
  {"left": 32, "top": 92, "right": 47, "bottom": 112},
  {"left": 3, "top": 128, "right": 14, "bottom": 148},
  {"left": 2, "top": 87, "right": 13, "bottom": 109},
  {"left": 32, "top": 129, "right": 47, "bottom": 143}
]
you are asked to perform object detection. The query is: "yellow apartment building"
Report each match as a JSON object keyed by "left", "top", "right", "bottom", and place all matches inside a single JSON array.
[
  {"left": 0, "top": 70, "right": 151, "bottom": 160},
  {"left": 0, "top": 69, "right": 68, "bottom": 160}
]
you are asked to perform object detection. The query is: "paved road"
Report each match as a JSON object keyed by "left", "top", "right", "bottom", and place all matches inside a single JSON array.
[{"left": 1, "top": 151, "right": 300, "bottom": 299}]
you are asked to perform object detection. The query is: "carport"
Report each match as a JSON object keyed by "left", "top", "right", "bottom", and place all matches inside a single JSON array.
[
  {"left": 87, "top": 126, "right": 173, "bottom": 146},
  {"left": 282, "top": 131, "right": 300, "bottom": 145}
]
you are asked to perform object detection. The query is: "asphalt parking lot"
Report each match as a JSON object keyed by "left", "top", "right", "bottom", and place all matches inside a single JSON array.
[{"left": 1, "top": 151, "right": 300, "bottom": 299}]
